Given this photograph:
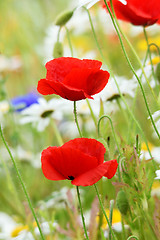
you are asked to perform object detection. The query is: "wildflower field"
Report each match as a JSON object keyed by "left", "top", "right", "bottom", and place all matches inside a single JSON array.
[{"left": 1, "top": 0, "right": 160, "bottom": 239}]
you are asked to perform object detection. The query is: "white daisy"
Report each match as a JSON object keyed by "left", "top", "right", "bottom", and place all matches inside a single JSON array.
[
  {"left": 140, "top": 142, "right": 160, "bottom": 163},
  {"left": 0, "top": 55, "right": 22, "bottom": 72},
  {"left": 76, "top": 0, "right": 100, "bottom": 9},
  {"left": 0, "top": 100, "right": 10, "bottom": 125},
  {"left": 0, "top": 212, "right": 17, "bottom": 239},
  {"left": 148, "top": 110, "right": 160, "bottom": 136},
  {"left": 95, "top": 75, "right": 137, "bottom": 102},
  {"left": 155, "top": 170, "right": 160, "bottom": 180},
  {"left": 19, "top": 98, "right": 65, "bottom": 132}
]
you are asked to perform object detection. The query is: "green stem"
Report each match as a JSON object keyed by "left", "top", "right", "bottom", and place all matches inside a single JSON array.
[
  {"left": 105, "top": 0, "right": 160, "bottom": 140},
  {"left": 98, "top": 115, "right": 123, "bottom": 178},
  {"left": 74, "top": 101, "right": 83, "bottom": 137},
  {"left": 0, "top": 125, "right": 45, "bottom": 240},
  {"left": 52, "top": 120, "right": 63, "bottom": 146},
  {"left": 98, "top": 115, "right": 121, "bottom": 155},
  {"left": 76, "top": 186, "right": 89, "bottom": 240},
  {"left": 107, "top": 0, "right": 156, "bottom": 101},
  {"left": 83, "top": 4, "right": 154, "bottom": 161},
  {"left": 121, "top": 217, "right": 126, "bottom": 240},
  {"left": 0, "top": 152, "right": 25, "bottom": 217},
  {"left": 65, "top": 26, "right": 74, "bottom": 57},
  {"left": 127, "top": 236, "right": 139, "bottom": 240},
  {"left": 109, "top": 200, "right": 114, "bottom": 240},
  {"left": 57, "top": 27, "right": 61, "bottom": 42},
  {"left": 83, "top": 6, "right": 109, "bottom": 68},
  {"left": 143, "top": 27, "right": 156, "bottom": 80},
  {"left": 86, "top": 98, "right": 97, "bottom": 129},
  {"left": 94, "top": 184, "right": 118, "bottom": 240}
]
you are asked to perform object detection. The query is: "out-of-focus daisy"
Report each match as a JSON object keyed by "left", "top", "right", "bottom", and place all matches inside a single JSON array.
[
  {"left": 39, "top": 187, "right": 84, "bottom": 210},
  {"left": 10, "top": 220, "right": 56, "bottom": 239},
  {"left": 152, "top": 181, "right": 160, "bottom": 196},
  {"left": 19, "top": 98, "right": 65, "bottom": 132},
  {"left": 155, "top": 170, "right": 160, "bottom": 180},
  {"left": 0, "top": 55, "right": 22, "bottom": 72},
  {"left": 0, "top": 100, "right": 10, "bottom": 123},
  {"left": 135, "top": 56, "right": 160, "bottom": 88},
  {"left": 0, "top": 145, "right": 41, "bottom": 168},
  {"left": 0, "top": 212, "right": 17, "bottom": 239},
  {"left": 59, "top": 99, "right": 101, "bottom": 138},
  {"left": 140, "top": 142, "right": 160, "bottom": 163},
  {"left": 11, "top": 92, "right": 40, "bottom": 112},
  {"left": 148, "top": 110, "right": 160, "bottom": 136},
  {"left": 96, "top": 208, "right": 127, "bottom": 237},
  {"left": 95, "top": 76, "right": 137, "bottom": 102},
  {"left": 76, "top": 0, "right": 100, "bottom": 9}
]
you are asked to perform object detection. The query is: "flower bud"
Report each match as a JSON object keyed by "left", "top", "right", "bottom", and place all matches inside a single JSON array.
[
  {"left": 156, "top": 62, "right": 160, "bottom": 82},
  {"left": 116, "top": 190, "right": 129, "bottom": 215},
  {"left": 53, "top": 42, "right": 63, "bottom": 58},
  {"left": 55, "top": 10, "right": 74, "bottom": 26}
]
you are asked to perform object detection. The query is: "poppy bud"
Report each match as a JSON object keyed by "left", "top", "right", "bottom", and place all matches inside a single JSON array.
[
  {"left": 53, "top": 42, "right": 63, "bottom": 58},
  {"left": 116, "top": 190, "right": 129, "bottom": 215},
  {"left": 122, "top": 171, "right": 132, "bottom": 186},
  {"left": 55, "top": 10, "right": 74, "bottom": 26},
  {"left": 156, "top": 62, "right": 160, "bottom": 82}
]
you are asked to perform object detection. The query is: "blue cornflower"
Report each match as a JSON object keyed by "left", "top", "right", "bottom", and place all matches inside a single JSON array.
[{"left": 11, "top": 92, "right": 40, "bottom": 112}]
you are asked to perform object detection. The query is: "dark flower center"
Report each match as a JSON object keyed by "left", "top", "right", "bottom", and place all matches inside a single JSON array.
[
  {"left": 41, "top": 110, "right": 53, "bottom": 118},
  {"left": 68, "top": 176, "right": 75, "bottom": 180}
]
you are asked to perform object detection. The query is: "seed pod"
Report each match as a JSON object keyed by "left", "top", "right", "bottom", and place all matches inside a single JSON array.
[
  {"left": 156, "top": 62, "right": 160, "bottom": 82},
  {"left": 116, "top": 190, "right": 129, "bottom": 215},
  {"left": 55, "top": 10, "right": 74, "bottom": 26},
  {"left": 53, "top": 42, "right": 63, "bottom": 58}
]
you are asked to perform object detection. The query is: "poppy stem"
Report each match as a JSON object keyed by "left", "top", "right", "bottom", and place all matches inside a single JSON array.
[
  {"left": 143, "top": 27, "right": 156, "bottom": 81},
  {"left": 52, "top": 120, "right": 64, "bottom": 146},
  {"left": 98, "top": 115, "right": 122, "bottom": 181},
  {"left": 107, "top": 0, "right": 157, "bottom": 101},
  {"left": 74, "top": 101, "right": 83, "bottom": 137},
  {"left": 127, "top": 236, "right": 139, "bottom": 240},
  {"left": 0, "top": 125, "right": 45, "bottom": 240},
  {"left": 83, "top": 4, "right": 154, "bottom": 162},
  {"left": 104, "top": 0, "right": 160, "bottom": 141},
  {"left": 94, "top": 184, "right": 118, "bottom": 240},
  {"left": 86, "top": 98, "right": 97, "bottom": 129},
  {"left": 65, "top": 26, "right": 74, "bottom": 57},
  {"left": 76, "top": 186, "right": 89, "bottom": 240},
  {"left": 109, "top": 200, "right": 114, "bottom": 240}
]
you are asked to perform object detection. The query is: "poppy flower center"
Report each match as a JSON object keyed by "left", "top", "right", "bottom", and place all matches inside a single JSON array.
[
  {"left": 68, "top": 176, "right": 75, "bottom": 180},
  {"left": 41, "top": 110, "right": 53, "bottom": 118}
]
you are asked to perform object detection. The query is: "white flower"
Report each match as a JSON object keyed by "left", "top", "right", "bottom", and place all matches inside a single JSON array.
[
  {"left": 0, "top": 100, "right": 10, "bottom": 124},
  {"left": 76, "top": 0, "right": 100, "bottom": 9},
  {"left": 148, "top": 110, "right": 160, "bottom": 135},
  {"left": 19, "top": 98, "right": 65, "bottom": 132},
  {"left": 95, "top": 75, "right": 137, "bottom": 101},
  {"left": 155, "top": 170, "right": 160, "bottom": 180},
  {"left": 39, "top": 187, "right": 84, "bottom": 210},
  {"left": 0, "top": 55, "right": 22, "bottom": 72},
  {"left": 0, "top": 212, "right": 17, "bottom": 239},
  {"left": 141, "top": 143, "right": 160, "bottom": 163}
]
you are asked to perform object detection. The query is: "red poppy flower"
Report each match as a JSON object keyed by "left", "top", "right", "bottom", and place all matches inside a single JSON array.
[
  {"left": 41, "top": 138, "right": 118, "bottom": 186},
  {"left": 37, "top": 57, "right": 110, "bottom": 101},
  {"left": 102, "top": 0, "right": 160, "bottom": 26}
]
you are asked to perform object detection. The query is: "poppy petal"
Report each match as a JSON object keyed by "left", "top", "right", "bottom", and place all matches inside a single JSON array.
[
  {"left": 41, "top": 147, "right": 66, "bottom": 180},
  {"left": 41, "top": 145, "right": 99, "bottom": 180},
  {"left": 72, "top": 159, "right": 118, "bottom": 186},
  {"left": 63, "top": 68, "right": 109, "bottom": 97},
  {"left": 37, "top": 78, "right": 91, "bottom": 100},
  {"left": 45, "top": 58, "right": 102, "bottom": 82},
  {"left": 63, "top": 138, "right": 106, "bottom": 164}
]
